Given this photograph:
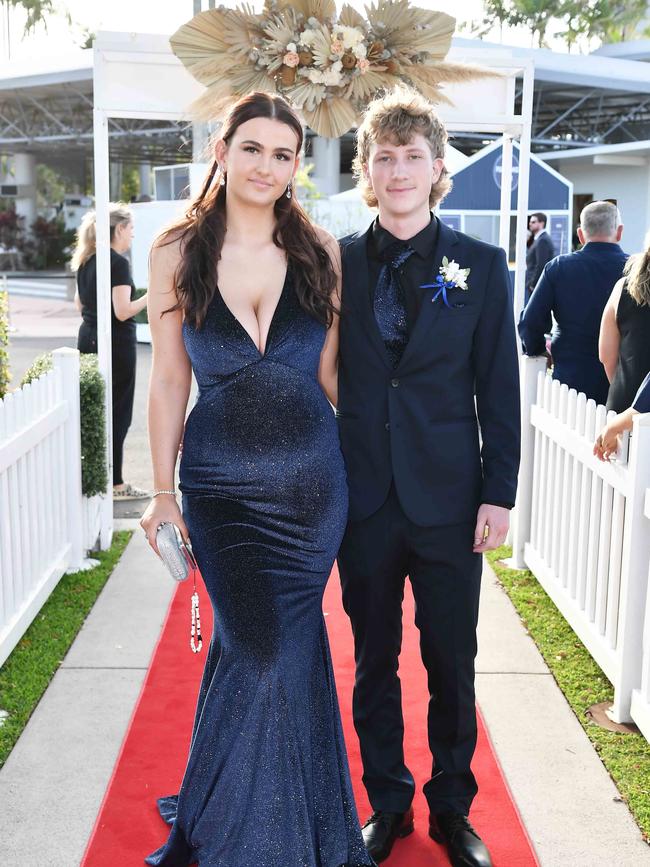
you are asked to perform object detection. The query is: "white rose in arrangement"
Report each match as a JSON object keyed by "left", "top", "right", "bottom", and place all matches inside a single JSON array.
[
  {"left": 353, "top": 43, "right": 367, "bottom": 59},
  {"left": 286, "top": 42, "right": 297, "bottom": 53},
  {"left": 322, "top": 67, "right": 343, "bottom": 86},
  {"left": 299, "top": 28, "right": 319, "bottom": 47},
  {"left": 335, "top": 25, "right": 364, "bottom": 49},
  {"left": 306, "top": 60, "right": 344, "bottom": 86}
]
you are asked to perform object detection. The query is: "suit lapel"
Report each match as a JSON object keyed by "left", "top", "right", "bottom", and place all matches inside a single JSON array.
[
  {"left": 342, "top": 224, "right": 391, "bottom": 368},
  {"left": 397, "top": 218, "right": 461, "bottom": 371}
]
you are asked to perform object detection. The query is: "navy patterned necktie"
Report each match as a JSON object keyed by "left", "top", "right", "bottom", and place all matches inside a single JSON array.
[{"left": 373, "top": 241, "right": 416, "bottom": 367}]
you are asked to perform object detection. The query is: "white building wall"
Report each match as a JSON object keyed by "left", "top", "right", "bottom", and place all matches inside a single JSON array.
[
  {"left": 129, "top": 200, "right": 186, "bottom": 288},
  {"left": 549, "top": 159, "right": 650, "bottom": 253}
]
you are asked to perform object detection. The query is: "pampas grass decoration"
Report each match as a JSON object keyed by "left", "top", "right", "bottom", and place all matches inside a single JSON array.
[{"left": 170, "top": 0, "right": 497, "bottom": 138}]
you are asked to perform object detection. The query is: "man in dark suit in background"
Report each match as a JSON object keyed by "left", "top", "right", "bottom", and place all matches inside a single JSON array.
[
  {"left": 518, "top": 201, "right": 626, "bottom": 405},
  {"left": 525, "top": 212, "right": 555, "bottom": 300},
  {"left": 336, "top": 87, "right": 520, "bottom": 867}
]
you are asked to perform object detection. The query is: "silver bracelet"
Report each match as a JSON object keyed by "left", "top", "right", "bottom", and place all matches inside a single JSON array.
[{"left": 152, "top": 489, "right": 176, "bottom": 498}]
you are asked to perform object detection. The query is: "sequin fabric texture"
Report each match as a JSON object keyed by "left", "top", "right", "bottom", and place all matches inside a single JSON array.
[
  {"left": 145, "top": 267, "right": 375, "bottom": 867},
  {"left": 372, "top": 242, "right": 415, "bottom": 368}
]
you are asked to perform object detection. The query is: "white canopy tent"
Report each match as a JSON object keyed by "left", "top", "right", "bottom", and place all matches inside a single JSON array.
[{"left": 93, "top": 30, "right": 534, "bottom": 547}]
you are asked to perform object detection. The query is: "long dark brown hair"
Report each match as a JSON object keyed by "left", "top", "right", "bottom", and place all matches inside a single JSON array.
[{"left": 159, "top": 91, "right": 336, "bottom": 328}]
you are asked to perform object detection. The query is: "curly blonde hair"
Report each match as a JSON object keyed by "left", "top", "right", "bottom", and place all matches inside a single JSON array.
[{"left": 353, "top": 85, "right": 452, "bottom": 209}]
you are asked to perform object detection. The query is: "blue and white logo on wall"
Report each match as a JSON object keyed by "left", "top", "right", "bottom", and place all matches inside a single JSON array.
[{"left": 493, "top": 152, "right": 519, "bottom": 191}]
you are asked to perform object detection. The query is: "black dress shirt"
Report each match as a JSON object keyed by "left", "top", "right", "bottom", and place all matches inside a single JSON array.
[{"left": 368, "top": 214, "right": 439, "bottom": 334}]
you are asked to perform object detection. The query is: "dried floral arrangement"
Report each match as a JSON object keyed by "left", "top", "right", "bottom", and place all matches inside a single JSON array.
[{"left": 171, "top": 0, "right": 491, "bottom": 138}]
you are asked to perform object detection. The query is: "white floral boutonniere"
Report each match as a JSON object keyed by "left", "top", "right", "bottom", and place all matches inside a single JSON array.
[{"left": 421, "top": 256, "right": 471, "bottom": 307}]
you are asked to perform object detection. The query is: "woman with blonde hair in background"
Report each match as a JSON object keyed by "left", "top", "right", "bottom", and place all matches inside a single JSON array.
[
  {"left": 72, "top": 202, "right": 148, "bottom": 498},
  {"left": 599, "top": 231, "right": 650, "bottom": 412}
]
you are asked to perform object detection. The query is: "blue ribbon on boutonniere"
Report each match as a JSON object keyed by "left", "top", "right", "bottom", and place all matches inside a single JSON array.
[
  {"left": 420, "top": 275, "right": 454, "bottom": 308},
  {"left": 421, "top": 257, "right": 471, "bottom": 308}
]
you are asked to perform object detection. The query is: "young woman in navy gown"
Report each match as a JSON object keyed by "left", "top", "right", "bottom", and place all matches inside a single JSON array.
[{"left": 140, "top": 92, "right": 374, "bottom": 867}]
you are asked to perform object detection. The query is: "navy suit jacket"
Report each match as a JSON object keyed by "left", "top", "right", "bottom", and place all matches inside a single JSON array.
[
  {"left": 518, "top": 241, "right": 627, "bottom": 406},
  {"left": 525, "top": 231, "right": 555, "bottom": 295},
  {"left": 337, "top": 219, "right": 521, "bottom": 527}
]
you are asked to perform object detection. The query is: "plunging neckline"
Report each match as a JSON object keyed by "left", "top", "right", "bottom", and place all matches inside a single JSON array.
[{"left": 216, "top": 266, "right": 290, "bottom": 358}]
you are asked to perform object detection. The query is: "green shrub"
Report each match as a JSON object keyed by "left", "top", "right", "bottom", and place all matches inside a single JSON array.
[
  {"left": 21, "top": 352, "right": 108, "bottom": 496},
  {"left": 78, "top": 355, "right": 108, "bottom": 496},
  {"left": 23, "top": 216, "right": 76, "bottom": 270},
  {"left": 0, "top": 288, "right": 9, "bottom": 399},
  {"left": 20, "top": 352, "right": 51, "bottom": 386}
]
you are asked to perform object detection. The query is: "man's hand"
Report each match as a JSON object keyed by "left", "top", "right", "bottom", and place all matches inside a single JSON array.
[{"left": 473, "top": 504, "right": 510, "bottom": 553}]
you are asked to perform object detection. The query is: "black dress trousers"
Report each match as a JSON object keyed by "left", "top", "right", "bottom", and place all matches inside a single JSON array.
[{"left": 338, "top": 483, "right": 483, "bottom": 816}]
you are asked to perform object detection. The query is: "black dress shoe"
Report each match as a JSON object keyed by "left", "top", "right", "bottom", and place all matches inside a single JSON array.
[
  {"left": 361, "top": 807, "right": 414, "bottom": 862},
  {"left": 429, "top": 812, "right": 493, "bottom": 867}
]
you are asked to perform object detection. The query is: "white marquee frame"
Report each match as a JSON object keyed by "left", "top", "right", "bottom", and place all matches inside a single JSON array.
[{"left": 93, "top": 30, "right": 534, "bottom": 548}]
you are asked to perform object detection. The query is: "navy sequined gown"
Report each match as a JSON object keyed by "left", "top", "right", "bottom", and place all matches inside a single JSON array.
[{"left": 145, "top": 266, "right": 374, "bottom": 867}]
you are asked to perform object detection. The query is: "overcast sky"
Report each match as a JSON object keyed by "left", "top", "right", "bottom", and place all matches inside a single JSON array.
[{"left": 2, "top": 1, "right": 529, "bottom": 62}]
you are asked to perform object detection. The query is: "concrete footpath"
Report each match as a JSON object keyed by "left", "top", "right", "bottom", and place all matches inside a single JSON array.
[{"left": 0, "top": 524, "right": 648, "bottom": 866}]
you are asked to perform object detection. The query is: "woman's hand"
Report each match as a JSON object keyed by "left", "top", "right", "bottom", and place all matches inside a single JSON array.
[
  {"left": 594, "top": 423, "right": 620, "bottom": 462},
  {"left": 594, "top": 407, "right": 636, "bottom": 462},
  {"left": 140, "top": 494, "right": 190, "bottom": 556}
]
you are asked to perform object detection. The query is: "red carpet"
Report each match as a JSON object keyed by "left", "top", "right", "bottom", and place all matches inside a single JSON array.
[{"left": 82, "top": 568, "right": 539, "bottom": 866}]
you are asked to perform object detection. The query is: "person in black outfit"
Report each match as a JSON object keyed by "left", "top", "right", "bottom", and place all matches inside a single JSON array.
[
  {"left": 599, "top": 233, "right": 650, "bottom": 413},
  {"left": 337, "top": 87, "right": 520, "bottom": 867},
  {"left": 518, "top": 201, "right": 627, "bottom": 405},
  {"left": 525, "top": 212, "right": 555, "bottom": 301},
  {"left": 72, "top": 203, "right": 148, "bottom": 498}
]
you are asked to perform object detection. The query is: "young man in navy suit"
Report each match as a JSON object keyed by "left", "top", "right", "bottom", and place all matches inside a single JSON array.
[{"left": 336, "top": 87, "right": 521, "bottom": 867}]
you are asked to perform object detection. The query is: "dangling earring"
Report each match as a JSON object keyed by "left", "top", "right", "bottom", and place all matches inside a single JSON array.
[
  {"left": 220, "top": 170, "right": 226, "bottom": 187},
  {"left": 286, "top": 182, "right": 292, "bottom": 199}
]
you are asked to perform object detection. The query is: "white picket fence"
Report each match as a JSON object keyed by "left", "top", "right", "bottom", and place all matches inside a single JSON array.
[
  {"left": 512, "top": 356, "right": 650, "bottom": 734},
  {"left": 630, "top": 488, "right": 650, "bottom": 739},
  {"left": 0, "top": 348, "right": 99, "bottom": 668}
]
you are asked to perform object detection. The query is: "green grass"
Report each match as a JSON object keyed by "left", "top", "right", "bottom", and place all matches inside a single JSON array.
[
  {"left": 0, "top": 531, "right": 132, "bottom": 769},
  {"left": 487, "top": 546, "right": 650, "bottom": 841}
]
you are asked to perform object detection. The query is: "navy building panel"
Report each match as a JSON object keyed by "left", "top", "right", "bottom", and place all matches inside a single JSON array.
[{"left": 443, "top": 144, "right": 570, "bottom": 211}]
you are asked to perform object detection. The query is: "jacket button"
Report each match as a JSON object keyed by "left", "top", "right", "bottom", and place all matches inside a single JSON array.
[
  {"left": 385, "top": 422, "right": 390, "bottom": 431},
  {"left": 391, "top": 378, "right": 400, "bottom": 388}
]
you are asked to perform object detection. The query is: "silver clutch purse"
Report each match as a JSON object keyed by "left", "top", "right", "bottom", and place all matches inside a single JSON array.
[{"left": 156, "top": 522, "right": 197, "bottom": 582}]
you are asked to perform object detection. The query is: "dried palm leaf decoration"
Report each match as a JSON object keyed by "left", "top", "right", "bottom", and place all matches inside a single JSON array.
[{"left": 171, "top": 0, "right": 494, "bottom": 138}]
